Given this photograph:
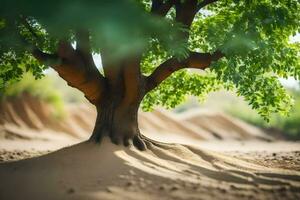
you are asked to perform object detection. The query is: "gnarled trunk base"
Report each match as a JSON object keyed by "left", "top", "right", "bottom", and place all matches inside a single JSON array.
[{"left": 88, "top": 101, "right": 154, "bottom": 151}]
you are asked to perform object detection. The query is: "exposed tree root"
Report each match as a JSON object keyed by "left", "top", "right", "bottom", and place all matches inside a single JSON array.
[{"left": 89, "top": 130, "right": 173, "bottom": 151}]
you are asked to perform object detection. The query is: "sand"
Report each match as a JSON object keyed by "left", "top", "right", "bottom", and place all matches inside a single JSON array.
[
  {"left": 1, "top": 95, "right": 300, "bottom": 199},
  {"left": 0, "top": 94, "right": 274, "bottom": 143},
  {"left": 0, "top": 139, "right": 300, "bottom": 200}
]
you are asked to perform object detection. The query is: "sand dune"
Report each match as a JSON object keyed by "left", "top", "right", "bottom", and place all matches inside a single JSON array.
[
  {"left": 0, "top": 93, "right": 86, "bottom": 141},
  {"left": 0, "top": 93, "right": 272, "bottom": 144},
  {"left": 177, "top": 108, "right": 272, "bottom": 141}
]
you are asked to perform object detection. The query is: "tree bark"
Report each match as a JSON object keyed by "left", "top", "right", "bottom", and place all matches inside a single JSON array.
[
  {"left": 89, "top": 85, "right": 148, "bottom": 150},
  {"left": 90, "top": 61, "right": 146, "bottom": 150},
  {"left": 90, "top": 102, "right": 145, "bottom": 150}
]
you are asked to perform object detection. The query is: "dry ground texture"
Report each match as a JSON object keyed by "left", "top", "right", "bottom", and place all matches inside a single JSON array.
[{"left": 0, "top": 94, "right": 300, "bottom": 200}]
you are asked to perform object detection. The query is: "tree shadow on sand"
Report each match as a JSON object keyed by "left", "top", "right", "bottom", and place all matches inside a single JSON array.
[{"left": 0, "top": 139, "right": 300, "bottom": 200}]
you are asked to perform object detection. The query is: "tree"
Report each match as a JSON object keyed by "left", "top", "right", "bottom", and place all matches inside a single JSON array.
[{"left": 1, "top": 0, "right": 299, "bottom": 150}]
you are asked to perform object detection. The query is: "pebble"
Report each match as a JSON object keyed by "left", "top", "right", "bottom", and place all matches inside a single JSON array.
[
  {"left": 67, "top": 188, "right": 75, "bottom": 194},
  {"left": 126, "top": 181, "right": 135, "bottom": 187},
  {"left": 230, "top": 184, "right": 238, "bottom": 189},
  {"left": 159, "top": 185, "right": 166, "bottom": 191},
  {"left": 219, "top": 188, "right": 227, "bottom": 193},
  {"left": 192, "top": 185, "right": 199, "bottom": 190},
  {"left": 170, "top": 184, "right": 180, "bottom": 191},
  {"left": 106, "top": 187, "right": 113, "bottom": 193}
]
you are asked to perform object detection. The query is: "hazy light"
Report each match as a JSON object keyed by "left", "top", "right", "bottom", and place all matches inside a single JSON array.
[
  {"left": 280, "top": 77, "right": 299, "bottom": 90},
  {"left": 290, "top": 33, "right": 300, "bottom": 43},
  {"left": 92, "top": 54, "right": 102, "bottom": 69}
]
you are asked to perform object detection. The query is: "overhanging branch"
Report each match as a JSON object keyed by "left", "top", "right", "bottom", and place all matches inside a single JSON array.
[
  {"left": 174, "top": 0, "right": 218, "bottom": 41},
  {"left": 19, "top": 17, "right": 107, "bottom": 104},
  {"left": 175, "top": 0, "right": 198, "bottom": 28},
  {"left": 151, "top": 0, "right": 175, "bottom": 17},
  {"left": 32, "top": 48, "right": 61, "bottom": 66},
  {"left": 32, "top": 42, "right": 106, "bottom": 104},
  {"left": 146, "top": 51, "right": 223, "bottom": 92}
]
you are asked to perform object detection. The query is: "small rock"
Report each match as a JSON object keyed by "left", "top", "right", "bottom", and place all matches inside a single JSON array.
[
  {"left": 159, "top": 185, "right": 166, "bottom": 191},
  {"left": 230, "top": 184, "right": 238, "bottom": 189},
  {"left": 106, "top": 187, "right": 113, "bottom": 193},
  {"left": 170, "top": 184, "right": 180, "bottom": 191},
  {"left": 67, "top": 188, "right": 75, "bottom": 194},
  {"left": 192, "top": 185, "right": 198, "bottom": 190},
  {"left": 219, "top": 188, "right": 227, "bottom": 193},
  {"left": 126, "top": 181, "right": 135, "bottom": 187}
]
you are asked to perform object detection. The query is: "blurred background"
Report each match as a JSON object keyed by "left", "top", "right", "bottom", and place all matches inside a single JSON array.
[{"left": 1, "top": 68, "right": 299, "bottom": 148}]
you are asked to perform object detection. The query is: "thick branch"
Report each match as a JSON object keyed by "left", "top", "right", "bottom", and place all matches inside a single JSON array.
[
  {"left": 174, "top": 0, "right": 218, "bottom": 41},
  {"left": 32, "top": 48, "right": 61, "bottom": 66},
  {"left": 20, "top": 18, "right": 106, "bottom": 104},
  {"left": 151, "top": 0, "right": 175, "bottom": 16},
  {"left": 175, "top": 0, "right": 198, "bottom": 28},
  {"left": 146, "top": 51, "right": 223, "bottom": 92},
  {"left": 122, "top": 57, "right": 143, "bottom": 105},
  {"left": 32, "top": 43, "right": 105, "bottom": 105}
]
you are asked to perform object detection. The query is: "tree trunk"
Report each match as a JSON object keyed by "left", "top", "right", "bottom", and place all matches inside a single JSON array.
[{"left": 88, "top": 85, "right": 149, "bottom": 150}]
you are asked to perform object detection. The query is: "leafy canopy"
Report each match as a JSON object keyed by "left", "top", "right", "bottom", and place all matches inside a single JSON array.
[{"left": 1, "top": 0, "right": 300, "bottom": 120}]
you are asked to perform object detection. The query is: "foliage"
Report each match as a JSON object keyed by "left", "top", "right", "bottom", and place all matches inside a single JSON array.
[
  {"left": 142, "top": 0, "right": 300, "bottom": 120},
  {"left": 0, "top": 0, "right": 185, "bottom": 77},
  {"left": 1, "top": 0, "right": 300, "bottom": 120},
  {"left": 141, "top": 69, "right": 226, "bottom": 110},
  {"left": 224, "top": 88, "right": 300, "bottom": 139}
]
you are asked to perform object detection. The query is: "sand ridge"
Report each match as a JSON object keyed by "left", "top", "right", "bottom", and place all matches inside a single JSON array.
[{"left": 0, "top": 93, "right": 273, "bottom": 144}]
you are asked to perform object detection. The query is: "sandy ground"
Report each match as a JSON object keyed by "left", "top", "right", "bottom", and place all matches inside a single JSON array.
[{"left": 0, "top": 139, "right": 300, "bottom": 200}]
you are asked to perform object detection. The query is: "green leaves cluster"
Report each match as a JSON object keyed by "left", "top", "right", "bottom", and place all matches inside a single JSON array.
[
  {"left": 1, "top": 0, "right": 300, "bottom": 121},
  {"left": 0, "top": 52, "right": 45, "bottom": 91},
  {"left": 1, "top": 0, "right": 185, "bottom": 86},
  {"left": 141, "top": 0, "right": 300, "bottom": 120},
  {"left": 141, "top": 69, "right": 224, "bottom": 111}
]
